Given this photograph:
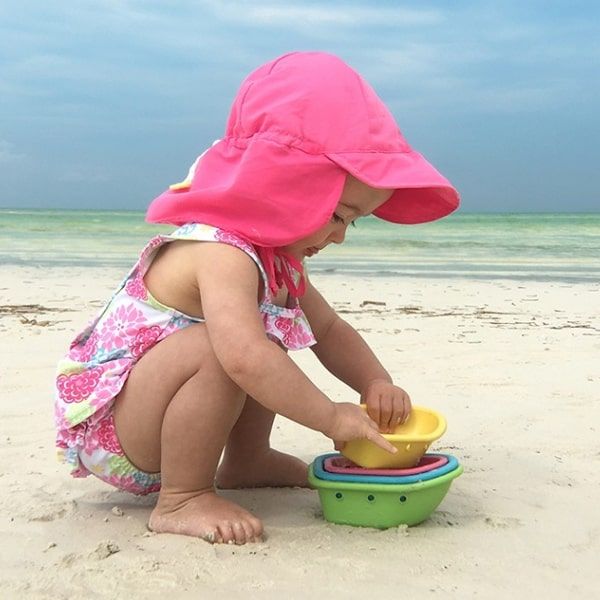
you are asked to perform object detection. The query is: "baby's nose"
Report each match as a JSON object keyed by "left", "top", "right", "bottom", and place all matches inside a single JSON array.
[{"left": 330, "top": 225, "right": 347, "bottom": 244}]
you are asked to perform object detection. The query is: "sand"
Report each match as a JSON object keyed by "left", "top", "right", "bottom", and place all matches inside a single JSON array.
[{"left": 1, "top": 265, "right": 599, "bottom": 599}]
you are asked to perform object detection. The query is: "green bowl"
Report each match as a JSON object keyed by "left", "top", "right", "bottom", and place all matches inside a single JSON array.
[{"left": 308, "top": 461, "right": 463, "bottom": 529}]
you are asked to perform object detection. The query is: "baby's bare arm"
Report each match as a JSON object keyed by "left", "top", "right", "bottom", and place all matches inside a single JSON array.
[
  {"left": 191, "top": 243, "right": 396, "bottom": 453},
  {"left": 193, "top": 243, "right": 335, "bottom": 432},
  {"left": 300, "top": 278, "right": 411, "bottom": 431},
  {"left": 299, "top": 278, "right": 391, "bottom": 392}
]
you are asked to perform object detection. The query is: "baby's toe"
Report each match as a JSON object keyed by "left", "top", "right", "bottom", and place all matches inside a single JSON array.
[
  {"left": 242, "top": 520, "right": 256, "bottom": 543},
  {"left": 217, "top": 521, "right": 236, "bottom": 544},
  {"left": 232, "top": 521, "right": 247, "bottom": 545},
  {"left": 201, "top": 529, "right": 219, "bottom": 544},
  {"left": 249, "top": 516, "right": 264, "bottom": 540}
]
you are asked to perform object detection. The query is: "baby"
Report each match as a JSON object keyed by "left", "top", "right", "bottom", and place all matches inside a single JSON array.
[{"left": 54, "top": 51, "right": 459, "bottom": 544}]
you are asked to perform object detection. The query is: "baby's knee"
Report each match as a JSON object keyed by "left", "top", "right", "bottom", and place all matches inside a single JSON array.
[
  {"left": 172, "top": 324, "right": 221, "bottom": 371},
  {"left": 182, "top": 325, "right": 238, "bottom": 383}
]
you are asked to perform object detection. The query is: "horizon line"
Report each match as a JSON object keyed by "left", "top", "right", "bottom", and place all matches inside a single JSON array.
[{"left": 1, "top": 206, "right": 599, "bottom": 217}]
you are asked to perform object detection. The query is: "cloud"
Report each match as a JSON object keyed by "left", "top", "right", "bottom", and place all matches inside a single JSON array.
[
  {"left": 202, "top": 1, "right": 443, "bottom": 28},
  {"left": 58, "top": 166, "right": 110, "bottom": 183},
  {"left": 1, "top": 0, "right": 599, "bottom": 211},
  {"left": 465, "top": 83, "right": 573, "bottom": 113},
  {"left": 0, "top": 140, "right": 25, "bottom": 162}
]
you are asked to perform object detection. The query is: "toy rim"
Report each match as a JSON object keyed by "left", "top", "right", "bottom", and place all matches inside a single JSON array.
[
  {"left": 358, "top": 404, "right": 447, "bottom": 442},
  {"left": 308, "top": 462, "right": 463, "bottom": 492},
  {"left": 314, "top": 453, "right": 459, "bottom": 484}
]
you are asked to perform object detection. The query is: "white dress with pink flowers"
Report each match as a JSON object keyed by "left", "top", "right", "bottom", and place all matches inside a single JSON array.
[{"left": 54, "top": 223, "right": 316, "bottom": 492}]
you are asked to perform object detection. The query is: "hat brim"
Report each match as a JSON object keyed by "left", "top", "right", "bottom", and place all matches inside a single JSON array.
[
  {"left": 147, "top": 138, "right": 348, "bottom": 246},
  {"left": 147, "top": 138, "right": 459, "bottom": 248},
  {"left": 326, "top": 150, "right": 460, "bottom": 224}
]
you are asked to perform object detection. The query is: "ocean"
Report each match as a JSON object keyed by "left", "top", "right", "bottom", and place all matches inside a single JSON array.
[{"left": 1, "top": 209, "right": 599, "bottom": 283}]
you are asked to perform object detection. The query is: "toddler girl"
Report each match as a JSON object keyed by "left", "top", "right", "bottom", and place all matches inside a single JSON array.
[{"left": 54, "top": 51, "right": 459, "bottom": 544}]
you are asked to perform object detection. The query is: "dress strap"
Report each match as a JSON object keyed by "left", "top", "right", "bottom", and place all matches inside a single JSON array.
[{"left": 164, "top": 223, "right": 272, "bottom": 301}]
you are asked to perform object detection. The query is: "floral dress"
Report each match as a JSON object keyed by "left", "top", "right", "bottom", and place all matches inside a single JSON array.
[{"left": 54, "top": 223, "right": 316, "bottom": 494}]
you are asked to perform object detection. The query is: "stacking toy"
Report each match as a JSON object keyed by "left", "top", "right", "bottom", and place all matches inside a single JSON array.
[
  {"left": 310, "top": 405, "right": 462, "bottom": 528},
  {"left": 341, "top": 405, "right": 447, "bottom": 468},
  {"left": 324, "top": 453, "right": 448, "bottom": 477},
  {"left": 315, "top": 453, "right": 459, "bottom": 484},
  {"left": 308, "top": 459, "right": 462, "bottom": 529}
]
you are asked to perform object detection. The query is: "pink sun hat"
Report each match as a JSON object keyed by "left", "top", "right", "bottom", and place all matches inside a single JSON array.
[{"left": 146, "top": 51, "right": 460, "bottom": 247}]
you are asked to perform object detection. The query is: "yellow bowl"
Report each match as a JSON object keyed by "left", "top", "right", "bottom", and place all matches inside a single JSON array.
[{"left": 341, "top": 405, "right": 447, "bottom": 469}]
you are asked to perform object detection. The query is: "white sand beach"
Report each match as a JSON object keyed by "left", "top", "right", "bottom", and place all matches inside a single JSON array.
[{"left": 1, "top": 265, "right": 599, "bottom": 599}]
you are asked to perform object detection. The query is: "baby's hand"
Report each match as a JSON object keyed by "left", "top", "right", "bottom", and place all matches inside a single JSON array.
[
  {"left": 326, "top": 402, "right": 398, "bottom": 454},
  {"left": 361, "top": 379, "right": 412, "bottom": 433}
]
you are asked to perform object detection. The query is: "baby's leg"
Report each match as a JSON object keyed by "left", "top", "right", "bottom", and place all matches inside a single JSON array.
[
  {"left": 112, "top": 323, "right": 263, "bottom": 544},
  {"left": 216, "top": 396, "right": 309, "bottom": 488}
]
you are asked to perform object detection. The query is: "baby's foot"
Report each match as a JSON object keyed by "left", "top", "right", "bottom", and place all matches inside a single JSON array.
[
  {"left": 216, "top": 448, "right": 309, "bottom": 489},
  {"left": 148, "top": 489, "right": 263, "bottom": 544}
]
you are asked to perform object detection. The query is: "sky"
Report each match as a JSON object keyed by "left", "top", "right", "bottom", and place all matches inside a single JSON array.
[{"left": 1, "top": 1, "right": 599, "bottom": 213}]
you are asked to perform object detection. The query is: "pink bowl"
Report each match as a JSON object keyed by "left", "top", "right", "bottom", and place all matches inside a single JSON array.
[{"left": 323, "top": 453, "right": 448, "bottom": 476}]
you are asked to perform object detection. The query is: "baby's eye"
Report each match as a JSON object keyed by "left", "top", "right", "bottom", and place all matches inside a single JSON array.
[{"left": 331, "top": 213, "right": 345, "bottom": 224}]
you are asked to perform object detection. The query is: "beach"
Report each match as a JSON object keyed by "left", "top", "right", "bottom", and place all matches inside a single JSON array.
[
  {"left": 1, "top": 210, "right": 600, "bottom": 598},
  {"left": 1, "top": 251, "right": 599, "bottom": 598}
]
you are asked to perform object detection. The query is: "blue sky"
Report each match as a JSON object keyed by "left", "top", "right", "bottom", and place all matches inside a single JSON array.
[{"left": 1, "top": 1, "right": 598, "bottom": 212}]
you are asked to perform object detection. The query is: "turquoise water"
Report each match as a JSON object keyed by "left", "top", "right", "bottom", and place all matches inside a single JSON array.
[{"left": 1, "top": 209, "right": 599, "bottom": 282}]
